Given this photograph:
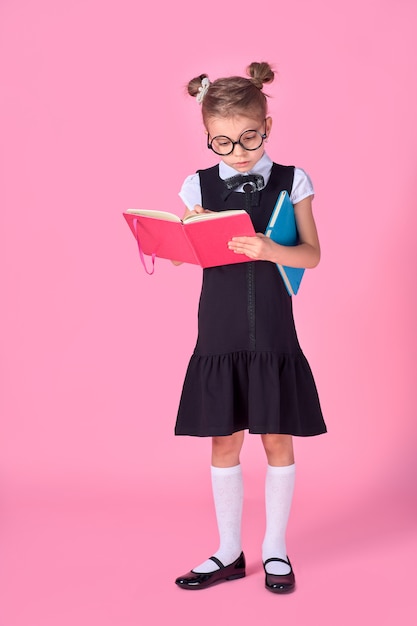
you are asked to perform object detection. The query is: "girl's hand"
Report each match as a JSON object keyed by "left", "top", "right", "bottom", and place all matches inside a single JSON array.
[
  {"left": 228, "top": 233, "right": 276, "bottom": 260},
  {"left": 228, "top": 197, "right": 321, "bottom": 268},
  {"left": 183, "top": 204, "right": 214, "bottom": 219},
  {"left": 194, "top": 204, "right": 211, "bottom": 214}
]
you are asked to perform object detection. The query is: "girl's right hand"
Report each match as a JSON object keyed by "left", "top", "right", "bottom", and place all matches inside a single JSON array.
[
  {"left": 183, "top": 204, "right": 213, "bottom": 219},
  {"left": 193, "top": 204, "right": 207, "bottom": 214}
]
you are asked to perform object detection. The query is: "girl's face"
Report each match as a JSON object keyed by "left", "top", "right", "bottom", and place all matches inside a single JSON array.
[{"left": 205, "top": 114, "right": 272, "bottom": 172}]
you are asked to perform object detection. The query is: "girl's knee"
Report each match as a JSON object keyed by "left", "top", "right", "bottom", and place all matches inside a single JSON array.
[
  {"left": 212, "top": 431, "right": 244, "bottom": 466},
  {"left": 261, "top": 434, "right": 294, "bottom": 466}
]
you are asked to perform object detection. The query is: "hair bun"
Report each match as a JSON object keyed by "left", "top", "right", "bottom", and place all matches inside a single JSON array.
[
  {"left": 187, "top": 73, "right": 209, "bottom": 98},
  {"left": 247, "top": 62, "right": 275, "bottom": 89}
]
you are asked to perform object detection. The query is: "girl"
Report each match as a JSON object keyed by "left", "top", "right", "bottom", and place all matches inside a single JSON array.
[{"left": 174, "top": 62, "right": 326, "bottom": 593}]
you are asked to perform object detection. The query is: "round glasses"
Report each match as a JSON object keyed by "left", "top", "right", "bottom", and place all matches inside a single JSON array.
[{"left": 207, "top": 127, "right": 267, "bottom": 156}]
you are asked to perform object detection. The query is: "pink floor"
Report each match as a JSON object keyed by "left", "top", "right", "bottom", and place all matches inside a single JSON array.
[{"left": 0, "top": 480, "right": 415, "bottom": 626}]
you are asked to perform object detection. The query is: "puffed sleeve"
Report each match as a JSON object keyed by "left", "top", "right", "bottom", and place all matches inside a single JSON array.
[
  {"left": 178, "top": 173, "right": 202, "bottom": 211},
  {"left": 290, "top": 168, "right": 315, "bottom": 204}
]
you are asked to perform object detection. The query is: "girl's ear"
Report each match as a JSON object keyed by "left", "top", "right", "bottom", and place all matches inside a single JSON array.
[{"left": 265, "top": 116, "right": 272, "bottom": 137}]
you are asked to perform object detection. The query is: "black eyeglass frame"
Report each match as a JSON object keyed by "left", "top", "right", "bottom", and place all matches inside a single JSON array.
[{"left": 207, "top": 120, "right": 267, "bottom": 156}]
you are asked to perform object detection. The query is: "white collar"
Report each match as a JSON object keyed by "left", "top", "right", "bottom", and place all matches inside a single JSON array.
[{"left": 218, "top": 152, "right": 273, "bottom": 188}]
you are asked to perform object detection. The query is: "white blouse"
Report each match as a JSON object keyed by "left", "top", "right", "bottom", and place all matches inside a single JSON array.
[{"left": 178, "top": 152, "right": 314, "bottom": 211}]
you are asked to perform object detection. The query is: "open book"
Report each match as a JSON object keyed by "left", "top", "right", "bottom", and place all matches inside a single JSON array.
[
  {"left": 123, "top": 208, "right": 256, "bottom": 273},
  {"left": 265, "top": 191, "right": 305, "bottom": 295}
]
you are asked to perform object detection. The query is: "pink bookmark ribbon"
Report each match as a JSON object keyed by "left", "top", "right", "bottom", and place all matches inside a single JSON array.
[{"left": 133, "top": 218, "right": 156, "bottom": 275}]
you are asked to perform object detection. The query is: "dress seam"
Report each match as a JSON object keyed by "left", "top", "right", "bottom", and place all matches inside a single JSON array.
[{"left": 192, "top": 349, "right": 304, "bottom": 358}]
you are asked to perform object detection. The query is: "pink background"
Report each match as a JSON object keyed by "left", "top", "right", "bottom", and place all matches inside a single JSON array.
[{"left": 1, "top": 1, "right": 416, "bottom": 624}]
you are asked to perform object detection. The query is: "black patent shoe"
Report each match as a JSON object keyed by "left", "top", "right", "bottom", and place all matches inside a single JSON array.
[
  {"left": 263, "top": 557, "right": 295, "bottom": 593},
  {"left": 175, "top": 552, "right": 246, "bottom": 590}
]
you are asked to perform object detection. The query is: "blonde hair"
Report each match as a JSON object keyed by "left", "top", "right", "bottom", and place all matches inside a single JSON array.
[{"left": 187, "top": 62, "right": 275, "bottom": 123}]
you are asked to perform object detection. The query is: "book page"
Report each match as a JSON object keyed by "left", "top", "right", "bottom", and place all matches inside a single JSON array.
[
  {"left": 125, "top": 209, "right": 181, "bottom": 222},
  {"left": 183, "top": 209, "right": 247, "bottom": 223}
]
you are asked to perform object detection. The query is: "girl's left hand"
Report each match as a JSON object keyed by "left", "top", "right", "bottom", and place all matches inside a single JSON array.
[{"left": 228, "top": 233, "right": 275, "bottom": 261}]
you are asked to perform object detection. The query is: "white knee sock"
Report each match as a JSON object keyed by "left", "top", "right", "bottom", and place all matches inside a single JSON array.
[
  {"left": 262, "top": 463, "right": 295, "bottom": 575},
  {"left": 192, "top": 464, "right": 243, "bottom": 573}
]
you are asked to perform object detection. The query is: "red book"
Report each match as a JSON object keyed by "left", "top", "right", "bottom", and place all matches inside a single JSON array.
[{"left": 123, "top": 209, "right": 256, "bottom": 272}]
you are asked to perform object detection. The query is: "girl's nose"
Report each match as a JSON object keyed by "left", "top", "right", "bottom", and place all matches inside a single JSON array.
[{"left": 233, "top": 142, "right": 247, "bottom": 155}]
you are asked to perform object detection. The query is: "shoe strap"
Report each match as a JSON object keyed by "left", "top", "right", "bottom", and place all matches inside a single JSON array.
[
  {"left": 209, "top": 555, "right": 225, "bottom": 569},
  {"left": 264, "top": 557, "right": 291, "bottom": 567}
]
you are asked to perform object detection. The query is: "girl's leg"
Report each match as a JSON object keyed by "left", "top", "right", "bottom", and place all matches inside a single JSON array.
[
  {"left": 261, "top": 434, "right": 295, "bottom": 575},
  {"left": 211, "top": 429, "right": 245, "bottom": 467},
  {"left": 192, "top": 430, "right": 245, "bottom": 573}
]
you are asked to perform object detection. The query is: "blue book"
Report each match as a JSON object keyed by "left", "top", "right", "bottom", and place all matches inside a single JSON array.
[{"left": 265, "top": 190, "right": 305, "bottom": 295}]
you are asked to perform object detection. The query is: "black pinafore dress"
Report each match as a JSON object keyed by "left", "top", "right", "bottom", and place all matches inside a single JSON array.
[{"left": 175, "top": 163, "right": 326, "bottom": 437}]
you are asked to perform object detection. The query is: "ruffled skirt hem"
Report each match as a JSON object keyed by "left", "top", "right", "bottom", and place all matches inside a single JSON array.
[{"left": 175, "top": 350, "right": 327, "bottom": 437}]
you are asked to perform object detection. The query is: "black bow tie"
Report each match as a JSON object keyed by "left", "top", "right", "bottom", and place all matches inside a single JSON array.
[{"left": 223, "top": 173, "right": 265, "bottom": 192}]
